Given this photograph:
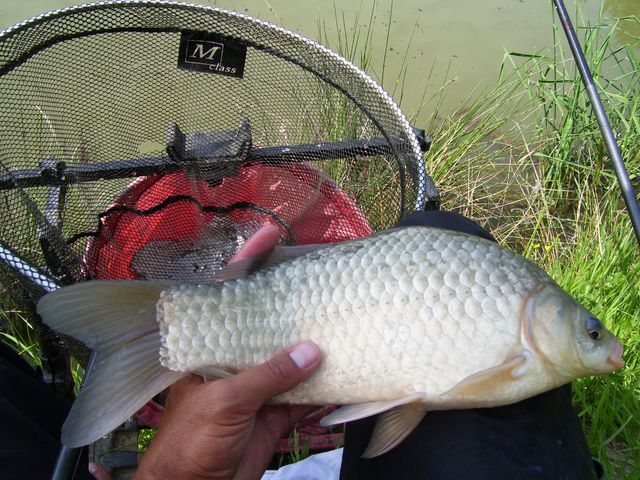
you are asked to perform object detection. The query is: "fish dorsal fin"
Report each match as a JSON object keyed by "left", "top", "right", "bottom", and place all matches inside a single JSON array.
[
  {"left": 262, "top": 244, "right": 329, "bottom": 266},
  {"left": 214, "top": 244, "right": 329, "bottom": 282},
  {"left": 319, "top": 393, "right": 426, "bottom": 426},
  {"left": 442, "top": 354, "right": 528, "bottom": 399},
  {"left": 362, "top": 404, "right": 428, "bottom": 458},
  {"left": 213, "top": 257, "right": 268, "bottom": 282}
]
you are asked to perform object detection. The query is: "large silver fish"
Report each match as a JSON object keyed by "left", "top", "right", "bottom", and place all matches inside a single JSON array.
[{"left": 38, "top": 226, "right": 623, "bottom": 457}]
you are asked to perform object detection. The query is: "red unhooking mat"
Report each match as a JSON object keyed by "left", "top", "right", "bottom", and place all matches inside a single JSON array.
[{"left": 84, "top": 162, "right": 373, "bottom": 453}]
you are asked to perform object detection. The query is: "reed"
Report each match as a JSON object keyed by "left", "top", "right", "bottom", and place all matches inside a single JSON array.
[{"left": 419, "top": 11, "right": 639, "bottom": 476}]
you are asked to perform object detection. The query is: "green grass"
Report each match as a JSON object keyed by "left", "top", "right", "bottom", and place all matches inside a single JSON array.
[
  {"left": 551, "top": 194, "right": 640, "bottom": 477},
  {"left": 0, "top": 293, "right": 41, "bottom": 368},
  {"left": 419, "top": 10, "right": 639, "bottom": 477}
]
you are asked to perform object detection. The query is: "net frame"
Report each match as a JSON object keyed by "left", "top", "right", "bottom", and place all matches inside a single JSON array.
[
  {"left": 0, "top": 3, "right": 440, "bottom": 475},
  {"left": 0, "top": 0, "right": 438, "bottom": 297}
]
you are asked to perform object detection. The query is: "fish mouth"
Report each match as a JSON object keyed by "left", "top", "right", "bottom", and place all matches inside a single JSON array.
[{"left": 607, "top": 341, "right": 624, "bottom": 371}]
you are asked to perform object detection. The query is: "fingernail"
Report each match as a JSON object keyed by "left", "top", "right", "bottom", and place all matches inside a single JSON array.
[
  {"left": 88, "top": 462, "right": 98, "bottom": 474},
  {"left": 289, "top": 341, "right": 319, "bottom": 369}
]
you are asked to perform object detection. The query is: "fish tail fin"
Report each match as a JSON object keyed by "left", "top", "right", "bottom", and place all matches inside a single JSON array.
[{"left": 37, "top": 280, "right": 186, "bottom": 447}]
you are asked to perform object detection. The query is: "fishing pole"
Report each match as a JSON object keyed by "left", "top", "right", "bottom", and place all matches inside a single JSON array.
[
  {"left": 552, "top": 0, "right": 640, "bottom": 247},
  {"left": 51, "top": 356, "right": 92, "bottom": 480}
]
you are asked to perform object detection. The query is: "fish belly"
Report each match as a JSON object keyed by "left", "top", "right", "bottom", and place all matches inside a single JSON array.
[{"left": 158, "top": 227, "right": 550, "bottom": 406}]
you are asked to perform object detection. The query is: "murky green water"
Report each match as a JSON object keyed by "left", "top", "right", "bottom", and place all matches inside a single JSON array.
[{"left": 0, "top": 0, "right": 637, "bottom": 121}]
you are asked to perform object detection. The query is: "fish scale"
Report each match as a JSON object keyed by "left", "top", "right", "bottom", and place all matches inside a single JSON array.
[
  {"left": 158, "top": 227, "right": 549, "bottom": 404},
  {"left": 38, "top": 225, "right": 623, "bottom": 451}
]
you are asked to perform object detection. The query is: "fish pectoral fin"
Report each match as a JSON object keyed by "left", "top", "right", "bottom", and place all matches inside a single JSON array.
[
  {"left": 362, "top": 403, "right": 428, "bottom": 458},
  {"left": 442, "top": 353, "right": 528, "bottom": 398},
  {"left": 319, "top": 393, "right": 426, "bottom": 426}
]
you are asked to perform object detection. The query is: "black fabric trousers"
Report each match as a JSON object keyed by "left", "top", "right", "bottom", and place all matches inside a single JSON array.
[
  {"left": 0, "top": 341, "right": 90, "bottom": 480},
  {"left": 339, "top": 211, "right": 599, "bottom": 480},
  {"left": 0, "top": 210, "right": 598, "bottom": 479}
]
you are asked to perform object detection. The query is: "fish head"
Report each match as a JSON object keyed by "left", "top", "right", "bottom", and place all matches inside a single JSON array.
[{"left": 524, "top": 283, "right": 623, "bottom": 380}]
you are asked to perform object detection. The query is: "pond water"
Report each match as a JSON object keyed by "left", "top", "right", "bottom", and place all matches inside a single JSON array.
[{"left": 0, "top": 0, "right": 637, "bottom": 123}]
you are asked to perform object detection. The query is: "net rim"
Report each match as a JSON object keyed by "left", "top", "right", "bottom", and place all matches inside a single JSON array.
[{"left": 0, "top": 0, "right": 426, "bottom": 209}]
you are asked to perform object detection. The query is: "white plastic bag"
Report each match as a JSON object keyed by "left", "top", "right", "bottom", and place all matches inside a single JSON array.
[{"left": 261, "top": 448, "right": 343, "bottom": 480}]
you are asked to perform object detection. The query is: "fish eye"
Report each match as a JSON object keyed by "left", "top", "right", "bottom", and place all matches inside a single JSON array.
[{"left": 586, "top": 316, "right": 603, "bottom": 340}]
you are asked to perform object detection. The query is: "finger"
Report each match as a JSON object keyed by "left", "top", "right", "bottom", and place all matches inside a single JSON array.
[
  {"left": 257, "top": 404, "right": 319, "bottom": 440},
  {"left": 163, "top": 374, "right": 204, "bottom": 408},
  {"left": 88, "top": 463, "right": 112, "bottom": 480},
  {"left": 173, "top": 373, "right": 204, "bottom": 389},
  {"left": 168, "top": 373, "right": 203, "bottom": 396},
  {"left": 277, "top": 405, "right": 321, "bottom": 438},
  {"left": 226, "top": 341, "right": 321, "bottom": 410},
  {"left": 286, "top": 405, "right": 320, "bottom": 429},
  {"left": 233, "top": 405, "right": 321, "bottom": 480},
  {"left": 230, "top": 223, "right": 281, "bottom": 264}
]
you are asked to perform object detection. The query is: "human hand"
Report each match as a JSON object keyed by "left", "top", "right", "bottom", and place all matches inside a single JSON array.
[
  {"left": 136, "top": 224, "right": 322, "bottom": 479},
  {"left": 136, "top": 342, "right": 321, "bottom": 479}
]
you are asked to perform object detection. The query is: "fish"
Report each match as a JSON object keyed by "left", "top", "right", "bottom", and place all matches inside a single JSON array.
[{"left": 37, "top": 226, "right": 624, "bottom": 457}]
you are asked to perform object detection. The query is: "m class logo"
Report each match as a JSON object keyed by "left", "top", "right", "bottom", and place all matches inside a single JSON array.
[{"left": 178, "top": 31, "right": 246, "bottom": 78}]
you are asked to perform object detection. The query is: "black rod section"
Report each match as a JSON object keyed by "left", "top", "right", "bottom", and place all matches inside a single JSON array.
[
  {"left": 50, "top": 446, "right": 82, "bottom": 480},
  {"left": 51, "top": 354, "right": 98, "bottom": 480},
  {"left": 552, "top": 0, "right": 640, "bottom": 246}
]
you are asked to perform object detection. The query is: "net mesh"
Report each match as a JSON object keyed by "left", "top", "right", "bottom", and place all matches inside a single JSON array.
[{"left": 0, "top": 1, "right": 427, "bottom": 306}]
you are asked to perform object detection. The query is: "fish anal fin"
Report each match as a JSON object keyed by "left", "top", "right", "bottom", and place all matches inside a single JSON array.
[
  {"left": 362, "top": 404, "right": 428, "bottom": 458},
  {"left": 319, "top": 392, "right": 425, "bottom": 427},
  {"left": 443, "top": 354, "right": 528, "bottom": 399}
]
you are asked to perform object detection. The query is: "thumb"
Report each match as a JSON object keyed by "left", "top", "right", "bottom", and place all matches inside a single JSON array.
[
  {"left": 88, "top": 463, "right": 112, "bottom": 480},
  {"left": 225, "top": 341, "right": 321, "bottom": 410}
]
